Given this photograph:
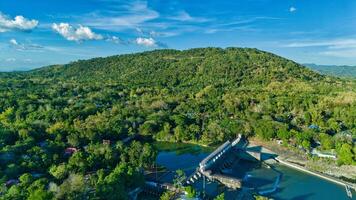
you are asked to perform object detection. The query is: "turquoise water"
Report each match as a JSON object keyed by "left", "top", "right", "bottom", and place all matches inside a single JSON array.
[
  {"left": 270, "top": 164, "right": 354, "bottom": 200},
  {"left": 154, "top": 142, "right": 211, "bottom": 183},
  {"left": 154, "top": 142, "right": 355, "bottom": 200}
]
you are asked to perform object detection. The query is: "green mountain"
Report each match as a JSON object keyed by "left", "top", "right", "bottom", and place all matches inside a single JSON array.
[
  {"left": 0, "top": 48, "right": 355, "bottom": 199},
  {"left": 305, "top": 63, "right": 356, "bottom": 78}
]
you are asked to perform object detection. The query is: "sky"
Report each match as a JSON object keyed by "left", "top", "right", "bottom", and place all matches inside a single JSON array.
[{"left": 1, "top": 0, "right": 356, "bottom": 71}]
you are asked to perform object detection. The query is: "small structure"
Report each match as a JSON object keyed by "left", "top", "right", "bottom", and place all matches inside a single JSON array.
[
  {"left": 64, "top": 147, "right": 78, "bottom": 155},
  {"left": 311, "top": 149, "right": 337, "bottom": 159},
  {"left": 31, "top": 173, "right": 43, "bottom": 178},
  {"left": 103, "top": 140, "right": 111, "bottom": 145},
  {"left": 309, "top": 124, "right": 320, "bottom": 131},
  {"left": 38, "top": 141, "right": 48, "bottom": 148},
  {"left": 6, "top": 179, "right": 19, "bottom": 187}
]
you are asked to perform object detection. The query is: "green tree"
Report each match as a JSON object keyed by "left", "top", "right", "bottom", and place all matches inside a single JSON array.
[
  {"left": 56, "top": 174, "right": 87, "bottom": 200},
  {"left": 184, "top": 186, "right": 197, "bottom": 198},
  {"left": 254, "top": 195, "right": 270, "bottom": 200},
  {"left": 301, "top": 140, "right": 311, "bottom": 150},
  {"left": 19, "top": 173, "right": 33, "bottom": 187},
  {"left": 214, "top": 193, "right": 225, "bottom": 200},
  {"left": 49, "top": 164, "right": 68, "bottom": 180},
  {"left": 337, "top": 144, "right": 355, "bottom": 165},
  {"left": 160, "top": 191, "right": 174, "bottom": 200},
  {"left": 319, "top": 133, "right": 334, "bottom": 150},
  {"left": 277, "top": 128, "right": 291, "bottom": 142},
  {"left": 28, "top": 188, "right": 53, "bottom": 200}
]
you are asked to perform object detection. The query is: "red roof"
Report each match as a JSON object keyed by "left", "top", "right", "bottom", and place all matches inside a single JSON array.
[{"left": 65, "top": 147, "right": 78, "bottom": 154}]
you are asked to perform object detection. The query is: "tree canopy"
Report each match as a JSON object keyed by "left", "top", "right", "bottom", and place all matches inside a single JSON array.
[{"left": 0, "top": 47, "right": 355, "bottom": 199}]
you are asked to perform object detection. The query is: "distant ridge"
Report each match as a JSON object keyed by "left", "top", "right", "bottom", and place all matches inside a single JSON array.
[{"left": 304, "top": 63, "right": 356, "bottom": 78}]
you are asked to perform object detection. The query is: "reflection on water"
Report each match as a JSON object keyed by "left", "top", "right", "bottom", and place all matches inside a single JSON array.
[{"left": 154, "top": 142, "right": 354, "bottom": 200}]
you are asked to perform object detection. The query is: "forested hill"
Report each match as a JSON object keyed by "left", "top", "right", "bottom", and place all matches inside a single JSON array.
[
  {"left": 0, "top": 48, "right": 355, "bottom": 199},
  {"left": 31, "top": 48, "right": 324, "bottom": 85}
]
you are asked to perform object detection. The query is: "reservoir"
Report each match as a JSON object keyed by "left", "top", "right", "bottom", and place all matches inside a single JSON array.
[{"left": 154, "top": 142, "right": 354, "bottom": 200}]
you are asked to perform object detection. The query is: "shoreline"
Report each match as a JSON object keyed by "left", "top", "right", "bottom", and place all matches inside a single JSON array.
[
  {"left": 249, "top": 138, "right": 356, "bottom": 188},
  {"left": 275, "top": 156, "right": 355, "bottom": 190}
]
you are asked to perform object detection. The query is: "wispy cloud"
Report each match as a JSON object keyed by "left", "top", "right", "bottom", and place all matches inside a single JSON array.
[
  {"left": 61, "top": 0, "right": 280, "bottom": 41},
  {"left": 9, "top": 39, "right": 44, "bottom": 51},
  {"left": 52, "top": 23, "right": 103, "bottom": 42},
  {"left": 168, "top": 11, "right": 210, "bottom": 23},
  {"left": 203, "top": 16, "right": 279, "bottom": 34},
  {"left": 5, "top": 58, "right": 16, "bottom": 62},
  {"left": 285, "top": 38, "right": 356, "bottom": 58},
  {"left": 320, "top": 49, "right": 356, "bottom": 58},
  {"left": 284, "top": 39, "right": 356, "bottom": 49},
  {"left": 0, "top": 12, "right": 38, "bottom": 32},
  {"left": 83, "top": 1, "right": 159, "bottom": 31}
]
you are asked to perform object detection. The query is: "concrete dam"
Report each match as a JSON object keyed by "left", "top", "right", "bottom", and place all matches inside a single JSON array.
[{"left": 185, "top": 134, "right": 261, "bottom": 189}]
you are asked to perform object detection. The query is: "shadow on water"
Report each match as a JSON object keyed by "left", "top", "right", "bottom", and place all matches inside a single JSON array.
[
  {"left": 245, "top": 177, "right": 275, "bottom": 188},
  {"left": 268, "top": 192, "right": 315, "bottom": 200},
  {"left": 245, "top": 145, "right": 263, "bottom": 152},
  {"left": 290, "top": 193, "right": 315, "bottom": 200},
  {"left": 153, "top": 141, "right": 213, "bottom": 156},
  {"left": 245, "top": 145, "right": 278, "bottom": 161}
]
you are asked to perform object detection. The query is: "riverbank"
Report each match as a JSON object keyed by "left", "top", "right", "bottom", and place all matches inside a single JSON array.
[
  {"left": 275, "top": 157, "right": 354, "bottom": 189},
  {"left": 249, "top": 137, "right": 356, "bottom": 189}
]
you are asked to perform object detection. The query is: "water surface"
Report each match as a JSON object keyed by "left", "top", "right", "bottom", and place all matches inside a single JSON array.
[{"left": 154, "top": 142, "right": 354, "bottom": 200}]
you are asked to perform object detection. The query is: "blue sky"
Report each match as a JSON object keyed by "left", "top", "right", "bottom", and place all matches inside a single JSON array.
[{"left": 1, "top": 0, "right": 356, "bottom": 71}]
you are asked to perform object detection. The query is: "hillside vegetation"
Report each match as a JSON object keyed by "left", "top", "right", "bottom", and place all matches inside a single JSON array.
[{"left": 0, "top": 47, "right": 355, "bottom": 199}]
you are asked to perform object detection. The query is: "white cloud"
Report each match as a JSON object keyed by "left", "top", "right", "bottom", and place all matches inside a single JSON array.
[
  {"left": 0, "top": 13, "right": 38, "bottom": 32},
  {"left": 9, "top": 39, "right": 18, "bottom": 46},
  {"left": 106, "top": 36, "right": 126, "bottom": 44},
  {"left": 135, "top": 37, "right": 157, "bottom": 47},
  {"left": 289, "top": 7, "right": 297, "bottom": 12},
  {"left": 52, "top": 23, "right": 103, "bottom": 42}
]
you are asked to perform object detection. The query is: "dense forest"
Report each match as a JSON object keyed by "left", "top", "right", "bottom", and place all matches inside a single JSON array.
[{"left": 0, "top": 47, "right": 355, "bottom": 199}]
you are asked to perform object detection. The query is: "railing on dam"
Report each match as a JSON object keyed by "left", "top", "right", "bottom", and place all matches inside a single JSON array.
[
  {"left": 199, "top": 141, "right": 232, "bottom": 171},
  {"left": 199, "top": 134, "right": 242, "bottom": 172},
  {"left": 185, "top": 135, "right": 245, "bottom": 188}
]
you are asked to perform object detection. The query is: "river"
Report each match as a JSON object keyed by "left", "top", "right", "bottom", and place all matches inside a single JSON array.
[{"left": 154, "top": 142, "right": 354, "bottom": 200}]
